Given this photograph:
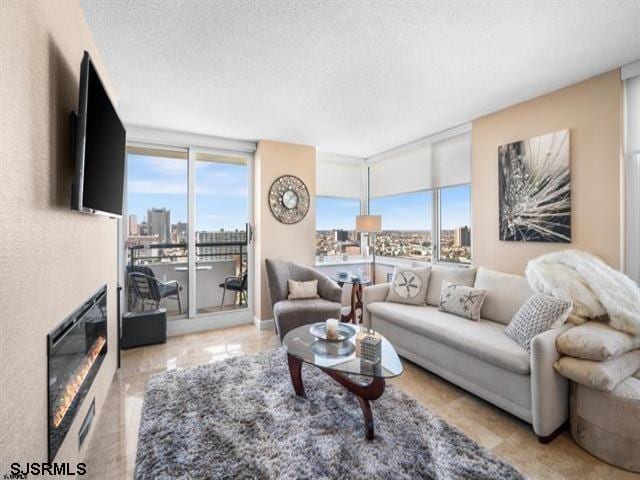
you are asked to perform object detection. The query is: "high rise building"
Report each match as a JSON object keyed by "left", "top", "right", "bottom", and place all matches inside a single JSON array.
[
  {"left": 454, "top": 226, "right": 471, "bottom": 247},
  {"left": 147, "top": 208, "right": 171, "bottom": 243},
  {"left": 128, "top": 215, "right": 139, "bottom": 235},
  {"left": 334, "top": 229, "right": 349, "bottom": 242},
  {"left": 197, "top": 229, "right": 247, "bottom": 261}
]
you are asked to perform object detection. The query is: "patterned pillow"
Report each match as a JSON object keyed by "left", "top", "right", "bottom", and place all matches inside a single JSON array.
[
  {"left": 505, "top": 294, "right": 573, "bottom": 353},
  {"left": 438, "top": 281, "right": 486, "bottom": 320},
  {"left": 385, "top": 266, "right": 431, "bottom": 305}
]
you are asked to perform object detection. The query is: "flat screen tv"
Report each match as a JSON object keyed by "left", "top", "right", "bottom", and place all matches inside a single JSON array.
[{"left": 72, "top": 51, "right": 126, "bottom": 217}]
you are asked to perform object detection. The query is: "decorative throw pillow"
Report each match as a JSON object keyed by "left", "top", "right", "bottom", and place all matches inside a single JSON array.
[
  {"left": 438, "top": 281, "right": 486, "bottom": 321},
  {"left": 385, "top": 266, "right": 431, "bottom": 305},
  {"left": 554, "top": 350, "right": 640, "bottom": 391},
  {"left": 557, "top": 321, "right": 640, "bottom": 361},
  {"left": 287, "top": 279, "right": 319, "bottom": 300},
  {"left": 505, "top": 294, "right": 572, "bottom": 353}
]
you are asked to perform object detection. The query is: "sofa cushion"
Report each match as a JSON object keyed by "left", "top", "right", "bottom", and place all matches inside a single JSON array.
[
  {"left": 554, "top": 350, "right": 640, "bottom": 391},
  {"left": 505, "top": 294, "right": 573, "bottom": 353},
  {"left": 438, "top": 281, "right": 486, "bottom": 321},
  {"left": 386, "top": 266, "right": 431, "bottom": 305},
  {"left": 367, "top": 302, "right": 530, "bottom": 374},
  {"left": 474, "top": 267, "right": 533, "bottom": 325},
  {"left": 426, "top": 266, "right": 477, "bottom": 306},
  {"left": 557, "top": 321, "right": 640, "bottom": 361}
]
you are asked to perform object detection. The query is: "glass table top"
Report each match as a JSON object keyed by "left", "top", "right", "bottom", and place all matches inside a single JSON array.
[
  {"left": 331, "top": 276, "right": 372, "bottom": 285},
  {"left": 282, "top": 324, "right": 403, "bottom": 379}
]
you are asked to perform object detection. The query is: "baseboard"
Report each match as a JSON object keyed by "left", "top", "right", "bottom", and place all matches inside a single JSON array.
[
  {"left": 167, "top": 311, "right": 252, "bottom": 337},
  {"left": 254, "top": 316, "right": 275, "bottom": 331}
]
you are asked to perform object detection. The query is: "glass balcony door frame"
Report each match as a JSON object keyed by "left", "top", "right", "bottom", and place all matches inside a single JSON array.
[
  {"left": 187, "top": 146, "right": 254, "bottom": 321},
  {"left": 120, "top": 140, "right": 254, "bottom": 331}
]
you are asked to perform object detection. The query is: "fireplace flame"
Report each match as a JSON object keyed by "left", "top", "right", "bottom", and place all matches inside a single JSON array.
[{"left": 52, "top": 336, "right": 106, "bottom": 428}]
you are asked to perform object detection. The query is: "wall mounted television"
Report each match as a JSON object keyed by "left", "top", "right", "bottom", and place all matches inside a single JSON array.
[{"left": 71, "top": 51, "right": 126, "bottom": 217}]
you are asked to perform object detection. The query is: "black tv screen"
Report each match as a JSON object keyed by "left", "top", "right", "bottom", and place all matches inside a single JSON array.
[{"left": 72, "top": 51, "right": 126, "bottom": 217}]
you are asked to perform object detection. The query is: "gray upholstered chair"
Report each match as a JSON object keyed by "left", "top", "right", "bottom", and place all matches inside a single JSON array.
[{"left": 265, "top": 258, "right": 342, "bottom": 341}]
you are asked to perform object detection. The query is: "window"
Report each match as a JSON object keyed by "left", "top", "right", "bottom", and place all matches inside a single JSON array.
[
  {"left": 438, "top": 184, "right": 472, "bottom": 264},
  {"left": 315, "top": 196, "right": 361, "bottom": 260},
  {"left": 369, "top": 191, "right": 433, "bottom": 262}
]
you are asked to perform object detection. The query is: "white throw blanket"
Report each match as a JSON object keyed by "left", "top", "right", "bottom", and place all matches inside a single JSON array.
[{"left": 525, "top": 250, "right": 640, "bottom": 336}]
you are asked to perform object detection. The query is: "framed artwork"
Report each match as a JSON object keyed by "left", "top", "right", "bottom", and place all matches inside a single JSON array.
[{"left": 498, "top": 129, "right": 571, "bottom": 242}]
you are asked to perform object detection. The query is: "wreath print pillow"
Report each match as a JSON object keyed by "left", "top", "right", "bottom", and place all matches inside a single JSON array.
[
  {"left": 438, "top": 281, "right": 487, "bottom": 320},
  {"left": 385, "top": 266, "right": 431, "bottom": 305}
]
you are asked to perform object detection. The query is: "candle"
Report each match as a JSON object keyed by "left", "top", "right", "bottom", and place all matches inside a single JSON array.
[{"left": 326, "top": 318, "right": 339, "bottom": 340}]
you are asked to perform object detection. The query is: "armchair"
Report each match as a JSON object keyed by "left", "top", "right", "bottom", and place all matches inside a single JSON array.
[
  {"left": 127, "top": 265, "right": 183, "bottom": 315},
  {"left": 265, "top": 258, "right": 342, "bottom": 341}
]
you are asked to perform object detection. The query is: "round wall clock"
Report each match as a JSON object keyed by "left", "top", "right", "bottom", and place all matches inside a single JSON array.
[{"left": 268, "top": 175, "right": 310, "bottom": 224}]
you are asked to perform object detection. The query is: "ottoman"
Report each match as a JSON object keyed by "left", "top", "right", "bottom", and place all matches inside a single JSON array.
[{"left": 570, "top": 374, "right": 640, "bottom": 472}]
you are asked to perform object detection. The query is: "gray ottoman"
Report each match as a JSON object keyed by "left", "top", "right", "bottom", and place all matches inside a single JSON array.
[{"left": 570, "top": 374, "right": 640, "bottom": 472}]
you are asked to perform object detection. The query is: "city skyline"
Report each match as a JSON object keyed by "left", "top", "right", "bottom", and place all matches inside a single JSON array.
[{"left": 128, "top": 154, "right": 471, "bottom": 233}]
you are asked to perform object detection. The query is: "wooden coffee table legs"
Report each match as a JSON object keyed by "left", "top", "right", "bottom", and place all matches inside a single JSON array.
[
  {"left": 287, "top": 352, "right": 306, "bottom": 397},
  {"left": 287, "top": 353, "right": 386, "bottom": 440}
]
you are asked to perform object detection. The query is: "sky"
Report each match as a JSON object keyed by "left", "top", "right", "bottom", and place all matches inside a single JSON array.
[
  {"left": 127, "top": 154, "right": 248, "bottom": 231},
  {"left": 318, "top": 187, "right": 471, "bottom": 231},
  {"left": 127, "top": 154, "right": 470, "bottom": 233}
]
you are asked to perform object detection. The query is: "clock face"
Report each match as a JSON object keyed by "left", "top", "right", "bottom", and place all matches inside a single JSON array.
[
  {"left": 268, "top": 175, "right": 310, "bottom": 224},
  {"left": 282, "top": 190, "right": 299, "bottom": 209}
]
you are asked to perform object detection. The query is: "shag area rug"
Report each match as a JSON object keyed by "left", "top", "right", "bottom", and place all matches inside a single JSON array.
[{"left": 135, "top": 348, "right": 523, "bottom": 479}]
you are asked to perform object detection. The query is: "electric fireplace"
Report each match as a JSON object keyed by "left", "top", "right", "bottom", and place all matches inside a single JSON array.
[{"left": 47, "top": 285, "right": 107, "bottom": 461}]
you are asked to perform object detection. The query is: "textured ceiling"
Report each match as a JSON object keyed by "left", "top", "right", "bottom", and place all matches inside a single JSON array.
[{"left": 80, "top": 0, "right": 640, "bottom": 157}]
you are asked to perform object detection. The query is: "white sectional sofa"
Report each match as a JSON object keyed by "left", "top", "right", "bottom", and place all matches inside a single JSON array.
[{"left": 363, "top": 266, "right": 571, "bottom": 442}]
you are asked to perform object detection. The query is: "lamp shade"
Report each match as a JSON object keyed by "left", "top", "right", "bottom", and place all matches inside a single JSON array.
[{"left": 356, "top": 215, "right": 382, "bottom": 233}]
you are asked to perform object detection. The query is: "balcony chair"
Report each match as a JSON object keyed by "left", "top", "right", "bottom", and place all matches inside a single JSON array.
[
  {"left": 127, "top": 265, "right": 183, "bottom": 315},
  {"left": 219, "top": 272, "right": 248, "bottom": 308},
  {"left": 265, "top": 258, "right": 342, "bottom": 341}
]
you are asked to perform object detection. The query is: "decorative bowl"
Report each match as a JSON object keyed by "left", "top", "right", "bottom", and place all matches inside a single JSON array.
[
  {"left": 311, "top": 339, "right": 355, "bottom": 357},
  {"left": 309, "top": 322, "right": 356, "bottom": 342}
]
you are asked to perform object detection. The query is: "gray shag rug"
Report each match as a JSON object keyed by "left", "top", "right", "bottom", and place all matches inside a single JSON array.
[{"left": 135, "top": 348, "right": 523, "bottom": 479}]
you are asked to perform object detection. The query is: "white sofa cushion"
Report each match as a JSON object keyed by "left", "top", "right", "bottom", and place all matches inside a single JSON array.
[
  {"left": 386, "top": 266, "right": 431, "bottom": 305},
  {"left": 426, "top": 266, "right": 477, "bottom": 306},
  {"left": 554, "top": 350, "right": 640, "bottom": 391},
  {"left": 557, "top": 321, "right": 640, "bottom": 361},
  {"left": 474, "top": 267, "right": 533, "bottom": 325},
  {"left": 367, "top": 302, "right": 530, "bottom": 375},
  {"left": 438, "top": 281, "right": 486, "bottom": 320}
]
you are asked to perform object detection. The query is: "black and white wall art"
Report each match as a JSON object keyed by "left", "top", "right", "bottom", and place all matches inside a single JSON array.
[{"left": 498, "top": 129, "right": 571, "bottom": 242}]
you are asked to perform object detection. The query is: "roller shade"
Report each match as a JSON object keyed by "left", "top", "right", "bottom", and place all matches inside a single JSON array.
[
  {"left": 316, "top": 154, "right": 364, "bottom": 198},
  {"left": 369, "top": 130, "right": 471, "bottom": 198}
]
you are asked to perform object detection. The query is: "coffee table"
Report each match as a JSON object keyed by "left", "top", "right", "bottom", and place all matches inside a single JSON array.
[{"left": 282, "top": 324, "right": 403, "bottom": 440}]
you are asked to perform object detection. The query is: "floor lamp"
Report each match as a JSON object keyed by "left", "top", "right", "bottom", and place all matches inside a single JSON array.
[{"left": 356, "top": 215, "right": 382, "bottom": 284}]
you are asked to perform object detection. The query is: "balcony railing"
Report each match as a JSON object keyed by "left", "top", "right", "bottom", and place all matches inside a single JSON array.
[{"left": 126, "top": 240, "right": 248, "bottom": 316}]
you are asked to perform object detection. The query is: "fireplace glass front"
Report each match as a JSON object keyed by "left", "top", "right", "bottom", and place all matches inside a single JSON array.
[{"left": 47, "top": 285, "right": 107, "bottom": 461}]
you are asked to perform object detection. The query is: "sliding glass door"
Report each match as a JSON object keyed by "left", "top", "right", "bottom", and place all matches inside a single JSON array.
[
  {"left": 123, "top": 145, "right": 252, "bottom": 323},
  {"left": 194, "top": 151, "right": 250, "bottom": 315},
  {"left": 125, "top": 147, "right": 189, "bottom": 318}
]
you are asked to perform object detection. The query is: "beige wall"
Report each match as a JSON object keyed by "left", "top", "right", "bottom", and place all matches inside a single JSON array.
[
  {"left": 0, "top": 0, "right": 118, "bottom": 468},
  {"left": 472, "top": 70, "right": 623, "bottom": 274},
  {"left": 253, "top": 140, "right": 316, "bottom": 320}
]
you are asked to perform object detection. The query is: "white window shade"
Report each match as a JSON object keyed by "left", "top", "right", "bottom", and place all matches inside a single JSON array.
[
  {"left": 316, "top": 154, "right": 364, "bottom": 198},
  {"left": 369, "top": 130, "right": 471, "bottom": 198}
]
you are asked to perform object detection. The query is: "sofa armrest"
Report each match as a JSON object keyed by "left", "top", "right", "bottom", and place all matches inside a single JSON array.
[
  {"left": 362, "top": 283, "right": 390, "bottom": 328},
  {"left": 530, "top": 323, "right": 572, "bottom": 437}
]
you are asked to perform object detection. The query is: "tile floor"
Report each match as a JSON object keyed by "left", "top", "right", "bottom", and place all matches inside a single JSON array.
[{"left": 83, "top": 325, "right": 636, "bottom": 479}]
